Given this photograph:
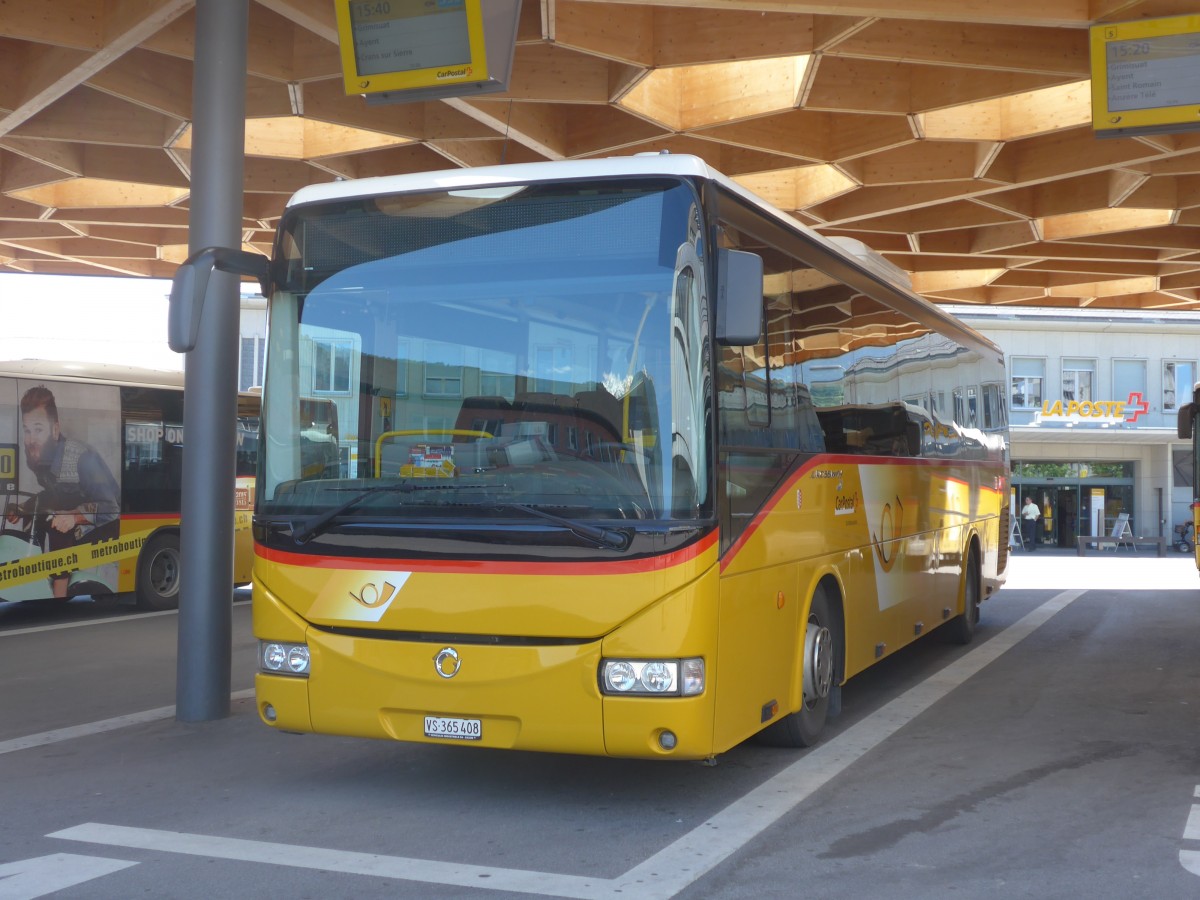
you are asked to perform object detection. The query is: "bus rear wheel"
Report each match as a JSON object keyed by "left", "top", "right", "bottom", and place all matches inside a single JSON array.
[
  {"left": 136, "top": 532, "right": 181, "bottom": 611},
  {"left": 943, "top": 545, "right": 981, "bottom": 645},
  {"left": 757, "top": 586, "right": 841, "bottom": 748}
]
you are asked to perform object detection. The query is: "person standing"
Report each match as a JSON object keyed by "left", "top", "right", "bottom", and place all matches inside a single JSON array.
[{"left": 1021, "top": 495, "right": 1040, "bottom": 551}]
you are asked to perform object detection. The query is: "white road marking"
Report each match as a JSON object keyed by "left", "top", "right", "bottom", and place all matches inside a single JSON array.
[
  {"left": 1184, "top": 795, "right": 1200, "bottom": 841},
  {"left": 1180, "top": 785, "right": 1200, "bottom": 878},
  {"left": 0, "top": 609, "right": 177, "bottom": 637},
  {"left": 0, "top": 854, "right": 137, "bottom": 900},
  {"left": 49, "top": 823, "right": 603, "bottom": 898},
  {"left": 611, "top": 589, "right": 1085, "bottom": 898},
  {"left": 49, "top": 590, "right": 1085, "bottom": 899},
  {"left": 0, "top": 599, "right": 249, "bottom": 638},
  {"left": 0, "top": 689, "right": 255, "bottom": 757}
]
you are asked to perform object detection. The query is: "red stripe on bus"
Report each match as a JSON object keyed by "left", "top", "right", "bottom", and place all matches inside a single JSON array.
[
  {"left": 719, "top": 454, "right": 1002, "bottom": 573},
  {"left": 256, "top": 529, "right": 718, "bottom": 576},
  {"left": 719, "top": 458, "right": 820, "bottom": 573}
]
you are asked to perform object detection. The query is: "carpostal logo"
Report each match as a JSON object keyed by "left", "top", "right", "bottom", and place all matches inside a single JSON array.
[
  {"left": 437, "top": 65, "right": 473, "bottom": 80},
  {"left": 1037, "top": 392, "right": 1150, "bottom": 425},
  {"left": 834, "top": 492, "right": 859, "bottom": 516}
]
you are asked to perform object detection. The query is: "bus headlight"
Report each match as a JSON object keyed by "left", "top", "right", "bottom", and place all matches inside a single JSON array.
[
  {"left": 261, "top": 641, "right": 310, "bottom": 676},
  {"left": 600, "top": 658, "right": 704, "bottom": 696}
]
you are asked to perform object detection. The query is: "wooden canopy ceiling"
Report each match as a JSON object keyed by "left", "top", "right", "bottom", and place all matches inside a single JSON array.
[{"left": 2, "top": 0, "right": 1200, "bottom": 312}]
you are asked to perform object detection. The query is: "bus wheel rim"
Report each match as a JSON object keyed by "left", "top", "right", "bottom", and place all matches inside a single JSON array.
[
  {"left": 151, "top": 549, "right": 180, "bottom": 597},
  {"left": 804, "top": 620, "right": 833, "bottom": 704}
]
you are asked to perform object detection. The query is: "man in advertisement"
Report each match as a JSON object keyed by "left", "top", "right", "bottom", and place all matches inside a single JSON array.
[{"left": 5, "top": 384, "right": 121, "bottom": 598}]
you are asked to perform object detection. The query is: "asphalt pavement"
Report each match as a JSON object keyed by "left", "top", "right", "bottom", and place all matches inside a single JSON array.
[{"left": 1, "top": 555, "right": 1198, "bottom": 899}]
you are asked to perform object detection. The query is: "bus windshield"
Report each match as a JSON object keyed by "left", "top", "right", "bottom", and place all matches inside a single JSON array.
[{"left": 260, "top": 177, "right": 711, "bottom": 531}]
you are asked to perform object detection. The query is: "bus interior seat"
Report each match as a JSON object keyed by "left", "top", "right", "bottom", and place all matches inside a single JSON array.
[{"left": 452, "top": 388, "right": 628, "bottom": 467}]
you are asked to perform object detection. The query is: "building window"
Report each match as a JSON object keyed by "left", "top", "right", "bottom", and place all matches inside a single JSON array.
[
  {"left": 1014, "top": 460, "right": 1133, "bottom": 479},
  {"left": 1173, "top": 448, "right": 1194, "bottom": 489},
  {"left": 395, "top": 339, "right": 410, "bottom": 396},
  {"left": 239, "top": 336, "right": 264, "bottom": 391},
  {"left": 424, "top": 341, "right": 463, "bottom": 397},
  {"left": 313, "top": 338, "right": 352, "bottom": 395},
  {"left": 1164, "top": 360, "right": 1195, "bottom": 411},
  {"left": 981, "top": 382, "right": 1005, "bottom": 430},
  {"left": 532, "top": 344, "right": 573, "bottom": 394},
  {"left": 929, "top": 391, "right": 945, "bottom": 416},
  {"left": 1062, "top": 358, "right": 1095, "bottom": 403},
  {"left": 1011, "top": 357, "right": 1044, "bottom": 409},
  {"left": 951, "top": 386, "right": 980, "bottom": 427},
  {"left": 479, "top": 350, "right": 516, "bottom": 399},
  {"left": 1113, "top": 359, "right": 1146, "bottom": 401}
]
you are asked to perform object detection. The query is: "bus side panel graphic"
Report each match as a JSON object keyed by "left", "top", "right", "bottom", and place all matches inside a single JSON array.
[{"left": 0, "top": 378, "right": 121, "bottom": 602}]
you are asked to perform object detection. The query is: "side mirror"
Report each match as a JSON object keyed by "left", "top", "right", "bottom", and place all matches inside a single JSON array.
[
  {"left": 715, "top": 248, "right": 763, "bottom": 346},
  {"left": 1178, "top": 403, "right": 1195, "bottom": 440},
  {"left": 169, "top": 247, "right": 270, "bottom": 353}
]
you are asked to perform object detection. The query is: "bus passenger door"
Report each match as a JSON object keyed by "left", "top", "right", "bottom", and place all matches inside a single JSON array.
[{"left": 713, "top": 448, "right": 807, "bottom": 749}]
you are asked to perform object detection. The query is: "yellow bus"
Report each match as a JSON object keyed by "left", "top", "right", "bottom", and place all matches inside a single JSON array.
[
  {"left": 180, "top": 154, "right": 1009, "bottom": 758},
  {"left": 0, "top": 361, "right": 258, "bottom": 610}
]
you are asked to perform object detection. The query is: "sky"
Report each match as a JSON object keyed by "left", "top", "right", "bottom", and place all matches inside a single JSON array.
[{"left": 1, "top": 273, "right": 183, "bottom": 371}]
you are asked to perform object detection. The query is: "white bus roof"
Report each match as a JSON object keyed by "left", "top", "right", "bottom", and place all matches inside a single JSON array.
[
  {"left": 283, "top": 152, "right": 997, "bottom": 361},
  {"left": 287, "top": 153, "right": 720, "bottom": 208},
  {"left": 287, "top": 153, "right": 912, "bottom": 290},
  {"left": 0, "top": 360, "right": 184, "bottom": 388}
]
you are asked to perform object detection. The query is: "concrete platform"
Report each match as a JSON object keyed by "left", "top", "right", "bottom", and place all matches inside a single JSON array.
[{"left": 1005, "top": 546, "right": 1198, "bottom": 591}]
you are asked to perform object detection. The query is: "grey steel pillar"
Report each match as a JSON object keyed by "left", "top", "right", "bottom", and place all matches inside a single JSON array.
[{"left": 176, "top": 0, "right": 249, "bottom": 721}]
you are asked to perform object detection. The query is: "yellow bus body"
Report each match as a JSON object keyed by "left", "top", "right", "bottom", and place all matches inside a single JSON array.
[
  {"left": 254, "top": 456, "right": 1004, "bottom": 759},
  {"left": 105, "top": 510, "right": 253, "bottom": 591},
  {"left": 1192, "top": 501, "right": 1200, "bottom": 570}
]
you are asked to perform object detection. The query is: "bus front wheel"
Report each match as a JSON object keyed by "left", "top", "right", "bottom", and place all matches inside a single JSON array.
[
  {"left": 756, "top": 586, "right": 842, "bottom": 748},
  {"left": 136, "top": 532, "right": 181, "bottom": 611}
]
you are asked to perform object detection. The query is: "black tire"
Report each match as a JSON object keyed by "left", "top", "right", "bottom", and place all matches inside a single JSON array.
[
  {"left": 1179, "top": 541, "right": 1192, "bottom": 554},
  {"left": 756, "top": 585, "right": 841, "bottom": 748},
  {"left": 68, "top": 581, "right": 120, "bottom": 610},
  {"left": 943, "top": 545, "right": 981, "bottom": 645},
  {"left": 136, "top": 532, "right": 181, "bottom": 610}
]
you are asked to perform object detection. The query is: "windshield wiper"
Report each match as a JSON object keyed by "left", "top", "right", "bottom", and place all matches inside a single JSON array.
[
  {"left": 291, "top": 483, "right": 416, "bottom": 544},
  {"left": 492, "top": 503, "right": 632, "bottom": 551},
  {"left": 290, "top": 483, "right": 630, "bottom": 550}
]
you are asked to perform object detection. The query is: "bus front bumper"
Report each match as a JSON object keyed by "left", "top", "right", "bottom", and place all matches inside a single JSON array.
[{"left": 255, "top": 631, "right": 717, "bottom": 759}]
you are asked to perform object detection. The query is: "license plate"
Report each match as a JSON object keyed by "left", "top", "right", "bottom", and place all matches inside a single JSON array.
[{"left": 423, "top": 715, "right": 482, "bottom": 741}]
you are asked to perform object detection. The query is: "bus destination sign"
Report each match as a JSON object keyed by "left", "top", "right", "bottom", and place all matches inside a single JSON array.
[
  {"left": 1091, "top": 15, "right": 1200, "bottom": 138},
  {"left": 336, "top": 0, "right": 489, "bottom": 96}
]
